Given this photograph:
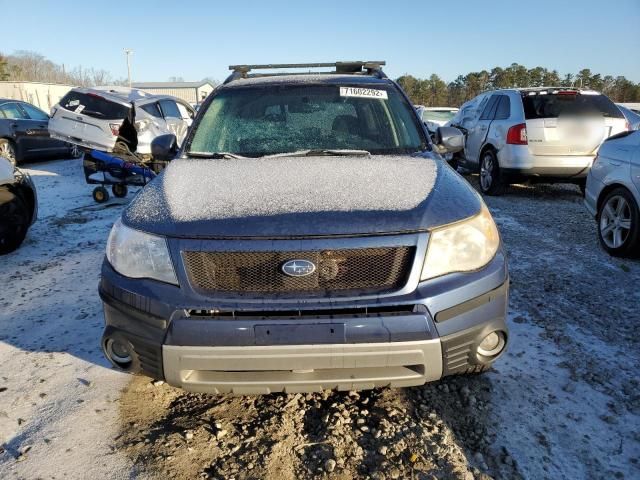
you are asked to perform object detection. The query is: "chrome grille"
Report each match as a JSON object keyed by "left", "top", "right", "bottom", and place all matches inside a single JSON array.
[{"left": 183, "top": 247, "right": 414, "bottom": 295}]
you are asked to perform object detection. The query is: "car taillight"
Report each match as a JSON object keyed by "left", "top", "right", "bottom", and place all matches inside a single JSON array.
[
  {"left": 506, "top": 123, "right": 527, "bottom": 145},
  {"left": 109, "top": 123, "right": 121, "bottom": 136}
]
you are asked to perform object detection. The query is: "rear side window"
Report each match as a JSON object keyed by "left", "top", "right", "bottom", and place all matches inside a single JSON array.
[
  {"left": 494, "top": 96, "right": 511, "bottom": 120},
  {"left": 141, "top": 102, "right": 163, "bottom": 118},
  {"left": 0, "top": 103, "right": 28, "bottom": 119},
  {"left": 159, "top": 100, "right": 181, "bottom": 118},
  {"left": 21, "top": 103, "right": 49, "bottom": 121},
  {"left": 59, "top": 91, "right": 130, "bottom": 120},
  {"left": 522, "top": 93, "right": 623, "bottom": 119},
  {"left": 480, "top": 96, "right": 500, "bottom": 120},
  {"left": 176, "top": 102, "right": 194, "bottom": 120}
]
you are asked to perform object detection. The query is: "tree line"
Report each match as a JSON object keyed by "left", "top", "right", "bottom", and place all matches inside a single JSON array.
[
  {"left": 398, "top": 63, "right": 640, "bottom": 107},
  {"left": 0, "top": 51, "right": 218, "bottom": 87},
  {"left": 1, "top": 53, "right": 638, "bottom": 105},
  {"left": 0, "top": 51, "right": 120, "bottom": 86}
]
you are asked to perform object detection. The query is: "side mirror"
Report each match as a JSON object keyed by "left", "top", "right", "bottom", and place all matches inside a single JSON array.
[
  {"left": 151, "top": 134, "right": 178, "bottom": 161},
  {"left": 435, "top": 126, "right": 464, "bottom": 153}
]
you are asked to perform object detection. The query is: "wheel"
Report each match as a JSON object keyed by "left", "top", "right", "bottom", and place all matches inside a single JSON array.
[
  {"left": 479, "top": 149, "right": 505, "bottom": 196},
  {"left": 69, "top": 144, "right": 83, "bottom": 159},
  {"left": 0, "top": 188, "right": 30, "bottom": 255},
  {"left": 597, "top": 187, "right": 640, "bottom": 257},
  {"left": 0, "top": 139, "right": 17, "bottom": 167},
  {"left": 92, "top": 186, "right": 109, "bottom": 203},
  {"left": 112, "top": 184, "right": 128, "bottom": 198}
]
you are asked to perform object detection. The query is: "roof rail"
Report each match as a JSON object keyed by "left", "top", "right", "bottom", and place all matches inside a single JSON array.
[{"left": 224, "top": 61, "right": 387, "bottom": 84}]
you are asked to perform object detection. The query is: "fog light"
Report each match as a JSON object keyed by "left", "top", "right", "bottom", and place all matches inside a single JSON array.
[
  {"left": 477, "top": 331, "right": 505, "bottom": 357},
  {"left": 105, "top": 338, "right": 132, "bottom": 366}
]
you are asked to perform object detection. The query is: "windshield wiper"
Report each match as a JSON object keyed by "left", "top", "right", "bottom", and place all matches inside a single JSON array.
[
  {"left": 188, "top": 151, "right": 247, "bottom": 159},
  {"left": 264, "top": 149, "right": 371, "bottom": 158}
]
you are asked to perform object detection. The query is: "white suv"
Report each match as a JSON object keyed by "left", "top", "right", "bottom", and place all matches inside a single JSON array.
[
  {"left": 452, "top": 88, "right": 628, "bottom": 195},
  {"left": 48, "top": 87, "right": 195, "bottom": 158}
]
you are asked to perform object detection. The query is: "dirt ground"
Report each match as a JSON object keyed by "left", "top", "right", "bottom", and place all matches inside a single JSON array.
[{"left": 1, "top": 160, "right": 639, "bottom": 480}]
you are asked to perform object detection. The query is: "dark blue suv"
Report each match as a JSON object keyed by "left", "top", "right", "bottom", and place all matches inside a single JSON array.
[{"left": 99, "top": 62, "right": 508, "bottom": 394}]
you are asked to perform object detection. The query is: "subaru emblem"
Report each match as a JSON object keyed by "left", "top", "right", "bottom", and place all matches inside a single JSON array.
[{"left": 281, "top": 259, "right": 316, "bottom": 277}]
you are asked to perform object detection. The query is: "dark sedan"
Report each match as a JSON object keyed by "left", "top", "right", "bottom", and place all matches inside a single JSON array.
[{"left": 0, "top": 98, "right": 80, "bottom": 165}]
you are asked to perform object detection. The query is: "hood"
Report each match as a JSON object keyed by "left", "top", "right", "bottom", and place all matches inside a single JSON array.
[{"left": 122, "top": 155, "right": 481, "bottom": 238}]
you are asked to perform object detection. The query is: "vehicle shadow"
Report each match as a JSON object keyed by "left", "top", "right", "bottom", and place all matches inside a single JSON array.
[{"left": 462, "top": 172, "right": 584, "bottom": 202}]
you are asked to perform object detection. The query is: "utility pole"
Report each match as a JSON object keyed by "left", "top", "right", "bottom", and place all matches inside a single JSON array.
[{"left": 124, "top": 48, "right": 133, "bottom": 88}]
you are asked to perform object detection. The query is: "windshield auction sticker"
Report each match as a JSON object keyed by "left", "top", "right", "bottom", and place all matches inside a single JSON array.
[{"left": 340, "top": 87, "right": 388, "bottom": 99}]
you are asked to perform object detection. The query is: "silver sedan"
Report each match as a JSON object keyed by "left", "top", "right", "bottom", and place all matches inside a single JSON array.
[{"left": 584, "top": 130, "right": 640, "bottom": 256}]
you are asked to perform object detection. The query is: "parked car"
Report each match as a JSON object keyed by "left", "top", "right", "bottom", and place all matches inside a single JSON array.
[
  {"left": 98, "top": 61, "right": 509, "bottom": 395},
  {"left": 48, "top": 87, "right": 195, "bottom": 158},
  {"left": 584, "top": 129, "right": 640, "bottom": 257},
  {"left": 617, "top": 104, "right": 640, "bottom": 130},
  {"left": 0, "top": 156, "right": 37, "bottom": 254},
  {"left": 451, "top": 88, "right": 628, "bottom": 195},
  {"left": 0, "top": 98, "right": 80, "bottom": 166},
  {"left": 415, "top": 106, "right": 459, "bottom": 133}
]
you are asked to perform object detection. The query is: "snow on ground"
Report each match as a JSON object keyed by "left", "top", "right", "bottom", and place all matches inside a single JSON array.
[
  {"left": 1, "top": 160, "right": 639, "bottom": 479},
  {"left": 0, "top": 158, "right": 141, "bottom": 479}
]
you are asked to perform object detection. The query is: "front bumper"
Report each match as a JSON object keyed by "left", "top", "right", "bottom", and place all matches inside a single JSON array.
[
  {"left": 163, "top": 340, "right": 443, "bottom": 394},
  {"left": 99, "top": 248, "right": 509, "bottom": 394}
]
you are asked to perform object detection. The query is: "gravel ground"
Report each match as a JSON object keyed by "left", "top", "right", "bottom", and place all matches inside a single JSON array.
[{"left": 1, "top": 161, "right": 639, "bottom": 479}]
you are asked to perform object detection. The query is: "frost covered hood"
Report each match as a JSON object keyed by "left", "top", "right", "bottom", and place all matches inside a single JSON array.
[{"left": 122, "top": 155, "right": 481, "bottom": 238}]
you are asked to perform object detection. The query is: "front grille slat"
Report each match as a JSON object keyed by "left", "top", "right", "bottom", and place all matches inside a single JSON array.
[{"left": 183, "top": 247, "right": 414, "bottom": 296}]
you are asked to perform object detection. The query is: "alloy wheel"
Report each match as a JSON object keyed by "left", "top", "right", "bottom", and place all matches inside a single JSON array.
[
  {"left": 600, "top": 195, "right": 632, "bottom": 249},
  {"left": 480, "top": 154, "right": 493, "bottom": 191},
  {"left": 70, "top": 144, "right": 81, "bottom": 158}
]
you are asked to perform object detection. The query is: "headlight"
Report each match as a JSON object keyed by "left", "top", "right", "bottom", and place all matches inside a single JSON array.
[
  {"left": 106, "top": 218, "right": 178, "bottom": 285},
  {"left": 421, "top": 205, "right": 500, "bottom": 281}
]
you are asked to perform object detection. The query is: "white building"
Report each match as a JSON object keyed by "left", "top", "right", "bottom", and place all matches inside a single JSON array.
[
  {"left": 0, "top": 81, "right": 75, "bottom": 111},
  {"left": 132, "top": 81, "right": 215, "bottom": 105}
]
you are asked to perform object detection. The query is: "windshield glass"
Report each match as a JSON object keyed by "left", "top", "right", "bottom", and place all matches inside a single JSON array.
[
  {"left": 422, "top": 110, "right": 457, "bottom": 122},
  {"left": 188, "top": 84, "right": 427, "bottom": 157},
  {"left": 522, "top": 93, "right": 624, "bottom": 120}
]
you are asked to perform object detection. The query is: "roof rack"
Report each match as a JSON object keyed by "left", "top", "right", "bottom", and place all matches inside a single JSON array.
[{"left": 224, "top": 61, "right": 387, "bottom": 84}]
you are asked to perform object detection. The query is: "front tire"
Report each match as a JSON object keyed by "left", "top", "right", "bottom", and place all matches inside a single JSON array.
[
  {"left": 479, "top": 149, "right": 505, "bottom": 196},
  {"left": 0, "top": 188, "right": 30, "bottom": 255},
  {"left": 597, "top": 187, "right": 640, "bottom": 257},
  {"left": 0, "top": 139, "right": 17, "bottom": 167}
]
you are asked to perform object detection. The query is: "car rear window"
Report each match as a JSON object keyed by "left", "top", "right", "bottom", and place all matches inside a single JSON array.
[
  {"left": 59, "top": 91, "right": 130, "bottom": 120},
  {"left": 522, "top": 92, "right": 623, "bottom": 119}
]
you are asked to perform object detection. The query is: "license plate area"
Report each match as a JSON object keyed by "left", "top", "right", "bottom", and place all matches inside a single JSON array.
[{"left": 254, "top": 323, "right": 345, "bottom": 346}]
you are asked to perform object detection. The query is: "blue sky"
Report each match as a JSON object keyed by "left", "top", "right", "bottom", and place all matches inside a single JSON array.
[{"left": 2, "top": 0, "right": 639, "bottom": 83}]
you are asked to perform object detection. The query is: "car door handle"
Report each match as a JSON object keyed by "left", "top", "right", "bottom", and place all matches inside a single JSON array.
[{"left": 10, "top": 123, "right": 18, "bottom": 128}]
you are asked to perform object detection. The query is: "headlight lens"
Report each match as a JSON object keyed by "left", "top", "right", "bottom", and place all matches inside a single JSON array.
[
  {"left": 421, "top": 205, "right": 500, "bottom": 281},
  {"left": 106, "top": 218, "right": 178, "bottom": 285}
]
